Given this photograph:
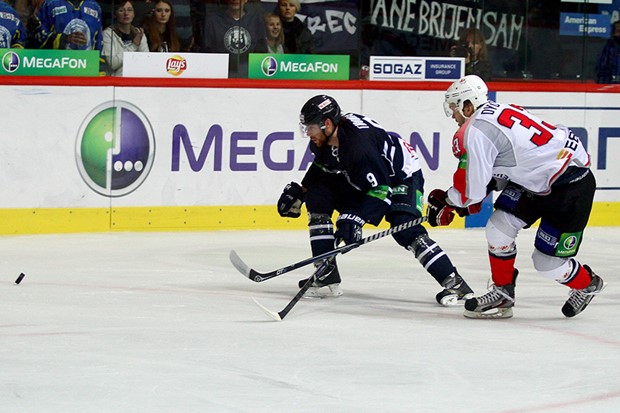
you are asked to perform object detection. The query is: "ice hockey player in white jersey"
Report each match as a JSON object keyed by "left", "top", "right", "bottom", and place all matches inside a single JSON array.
[
  {"left": 277, "top": 94, "right": 474, "bottom": 305},
  {"left": 428, "top": 75, "right": 606, "bottom": 319}
]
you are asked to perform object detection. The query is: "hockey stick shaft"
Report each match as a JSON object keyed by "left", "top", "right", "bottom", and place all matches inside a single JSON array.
[
  {"left": 230, "top": 216, "right": 427, "bottom": 282},
  {"left": 252, "top": 257, "right": 336, "bottom": 321}
]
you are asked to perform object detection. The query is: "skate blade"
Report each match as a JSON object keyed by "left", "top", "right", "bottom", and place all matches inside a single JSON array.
[
  {"left": 302, "top": 291, "right": 343, "bottom": 299},
  {"left": 302, "top": 285, "right": 343, "bottom": 299},
  {"left": 439, "top": 293, "right": 474, "bottom": 307},
  {"left": 464, "top": 307, "right": 513, "bottom": 319}
]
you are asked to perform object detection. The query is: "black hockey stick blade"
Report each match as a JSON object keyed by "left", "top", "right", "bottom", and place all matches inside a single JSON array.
[
  {"left": 251, "top": 258, "right": 335, "bottom": 321},
  {"left": 230, "top": 216, "right": 427, "bottom": 283}
]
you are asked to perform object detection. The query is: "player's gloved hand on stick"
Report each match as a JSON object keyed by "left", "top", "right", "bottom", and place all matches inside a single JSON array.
[
  {"left": 335, "top": 213, "right": 365, "bottom": 245},
  {"left": 427, "top": 189, "right": 456, "bottom": 227},
  {"left": 277, "top": 182, "right": 304, "bottom": 218}
]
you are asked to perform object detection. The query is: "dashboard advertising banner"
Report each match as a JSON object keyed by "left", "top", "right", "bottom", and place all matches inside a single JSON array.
[
  {"left": 248, "top": 54, "right": 350, "bottom": 80},
  {"left": 369, "top": 56, "right": 464, "bottom": 81},
  {"left": 123, "top": 52, "right": 229, "bottom": 78},
  {"left": 0, "top": 84, "right": 618, "bottom": 232},
  {"left": 0, "top": 49, "right": 99, "bottom": 76}
]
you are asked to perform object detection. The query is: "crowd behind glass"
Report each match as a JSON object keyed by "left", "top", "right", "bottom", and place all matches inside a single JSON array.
[{"left": 2, "top": 0, "right": 620, "bottom": 82}]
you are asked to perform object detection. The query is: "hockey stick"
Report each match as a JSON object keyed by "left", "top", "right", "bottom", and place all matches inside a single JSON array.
[
  {"left": 229, "top": 216, "right": 427, "bottom": 282},
  {"left": 251, "top": 257, "right": 336, "bottom": 321}
]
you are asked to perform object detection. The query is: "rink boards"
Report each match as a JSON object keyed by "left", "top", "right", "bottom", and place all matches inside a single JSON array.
[{"left": 0, "top": 80, "right": 618, "bottom": 234}]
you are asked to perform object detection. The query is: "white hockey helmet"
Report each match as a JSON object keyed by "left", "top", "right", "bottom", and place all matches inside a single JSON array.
[{"left": 443, "top": 75, "right": 488, "bottom": 117}]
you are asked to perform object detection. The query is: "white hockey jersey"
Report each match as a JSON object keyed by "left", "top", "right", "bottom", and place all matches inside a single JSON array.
[{"left": 446, "top": 100, "right": 591, "bottom": 208}]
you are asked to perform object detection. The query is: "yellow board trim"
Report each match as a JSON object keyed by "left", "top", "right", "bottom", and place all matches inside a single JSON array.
[{"left": 0, "top": 202, "right": 618, "bottom": 234}]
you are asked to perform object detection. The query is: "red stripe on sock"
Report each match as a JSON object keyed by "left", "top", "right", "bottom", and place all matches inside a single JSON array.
[
  {"left": 564, "top": 264, "right": 592, "bottom": 290},
  {"left": 489, "top": 255, "right": 516, "bottom": 286}
]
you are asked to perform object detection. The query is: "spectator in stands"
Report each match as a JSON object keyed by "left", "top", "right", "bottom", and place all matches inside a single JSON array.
[
  {"left": 0, "top": 0, "right": 27, "bottom": 48},
  {"left": 201, "top": 0, "right": 267, "bottom": 77},
  {"left": 276, "top": 0, "right": 313, "bottom": 54},
  {"left": 102, "top": 0, "right": 149, "bottom": 76},
  {"left": 12, "top": 0, "right": 44, "bottom": 47},
  {"left": 265, "top": 12, "right": 284, "bottom": 54},
  {"left": 596, "top": 20, "right": 620, "bottom": 84},
  {"left": 32, "top": 0, "right": 103, "bottom": 50},
  {"left": 142, "top": 0, "right": 181, "bottom": 52},
  {"left": 450, "top": 28, "right": 492, "bottom": 81}
]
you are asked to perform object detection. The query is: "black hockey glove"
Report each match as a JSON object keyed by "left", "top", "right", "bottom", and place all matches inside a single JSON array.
[
  {"left": 427, "top": 189, "right": 455, "bottom": 227},
  {"left": 334, "top": 213, "right": 365, "bottom": 246},
  {"left": 277, "top": 182, "right": 304, "bottom": 218}
]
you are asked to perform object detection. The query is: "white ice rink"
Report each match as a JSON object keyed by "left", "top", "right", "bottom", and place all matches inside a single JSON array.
[{"left": 1, "top": 227, "right": 619, "bottom": 413}]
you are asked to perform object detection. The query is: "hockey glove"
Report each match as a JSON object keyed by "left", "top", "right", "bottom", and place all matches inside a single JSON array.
[
  {"left": 277, "top": 182, "right": 304, "bottom": 218},
  {"left": 427, "top": 189, "right": 455, "bottom": 227},
  {"left": 334, "top": 213, "right": 365, "bottom": 246}
]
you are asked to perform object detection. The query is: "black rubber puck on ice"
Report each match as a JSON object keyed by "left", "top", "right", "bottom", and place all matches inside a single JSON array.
[{"left": 15, "top": 273, "right": 25, "bottom": 284}]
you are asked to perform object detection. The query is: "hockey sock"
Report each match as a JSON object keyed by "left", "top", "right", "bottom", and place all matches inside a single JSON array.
[
  {"left": 308, "top": 213, "right": 341, "bottom": 284},
  {"left": 560, "top": 259, "right": 592, "bottom": 290},
  {"left": 409, "top": 235, "right": 456, "bottom": 285},
  {"left": 489, "top": 253, "right": 517, "bottom": 286}
]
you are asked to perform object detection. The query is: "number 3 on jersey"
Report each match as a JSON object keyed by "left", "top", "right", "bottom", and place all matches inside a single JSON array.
[{"left": 497, "top": 106, "right": 556, "bottom": 146}]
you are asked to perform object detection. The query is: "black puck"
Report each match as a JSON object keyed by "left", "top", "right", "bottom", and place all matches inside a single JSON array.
[{"left": 15, "top": 273, "right": 25, "bottom": 284}]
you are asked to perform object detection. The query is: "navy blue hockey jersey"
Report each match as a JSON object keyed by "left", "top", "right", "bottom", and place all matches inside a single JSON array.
[{"left": 302, "top": 113, "right": 421, "bottom": 224}]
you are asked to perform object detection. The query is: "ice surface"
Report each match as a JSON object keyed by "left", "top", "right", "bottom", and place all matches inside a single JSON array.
[{"left": 1, "top": 228, "right": 619, "bottom": 412}]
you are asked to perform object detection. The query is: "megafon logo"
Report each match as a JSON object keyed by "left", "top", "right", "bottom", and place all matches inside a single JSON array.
[
  {"left": 261, "top": 56, "right": 278, "bottom": 76},
  {"left": 76, "top": 101, "right": 155, "bottom": 197},
  {"left": 166, "top": 55, "right": 187, "bottom": 76},
  {"left": 2, "top": 51, "right": 20, "bottom": 73}
]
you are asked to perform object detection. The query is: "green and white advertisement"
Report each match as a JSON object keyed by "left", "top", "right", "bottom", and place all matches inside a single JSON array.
[
  {"left": 1, "top": 49, "right": 100, "bottom": 77},
  {"left": 249, "top": 54, "right": 349, "bottom": 80}
]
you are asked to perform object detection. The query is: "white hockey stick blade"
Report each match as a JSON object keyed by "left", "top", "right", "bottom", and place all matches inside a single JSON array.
[
  {"left": 229, "top": 250, "right": 251, "bottom": 278},
  {"left": 251, "top": 297, "right": 282, "bottom": 322}
]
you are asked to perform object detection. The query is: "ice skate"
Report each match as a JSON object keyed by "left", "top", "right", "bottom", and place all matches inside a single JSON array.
[
  {"left": 435, "top": 271, "right": 474, "bottom": 306},
  {"left": 299, "top": 261, "right": 343, "bottom": 298},
  {"left": 300, "top": 280, "right": 343, "bottom": 298},
  {"left": 562, "top": 265, "right": 606, "bottom": 318},
  {"left": 464, "top": 283, "right": 515, "bottom": 319}
]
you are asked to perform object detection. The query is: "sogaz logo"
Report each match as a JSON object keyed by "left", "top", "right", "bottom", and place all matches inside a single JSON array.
[
  {"left": 2, "top": 51, "right": 20, "bottom": 73},
  {"left": 76, "top": 101, "right": 155, "bottom": 197},
  {"left": 261, "top": 56, "right": 278, "bottom": 76}
]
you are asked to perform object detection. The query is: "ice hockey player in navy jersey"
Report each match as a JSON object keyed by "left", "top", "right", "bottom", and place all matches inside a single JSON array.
[
  {"left": 277, "top": 94, "right": 474, "bottom": 304},
  {"left": 428, "top": 75, "right": 606, "bottom": 319}
]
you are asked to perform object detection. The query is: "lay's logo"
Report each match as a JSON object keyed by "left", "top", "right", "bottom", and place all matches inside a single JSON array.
[{"left": 166, "top": 55, "right": 187, "bottom": 76}]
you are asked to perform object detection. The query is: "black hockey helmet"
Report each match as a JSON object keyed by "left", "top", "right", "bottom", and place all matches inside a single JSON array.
[{"left": 299, "top": 95, "right": 341, "bottom": 128}]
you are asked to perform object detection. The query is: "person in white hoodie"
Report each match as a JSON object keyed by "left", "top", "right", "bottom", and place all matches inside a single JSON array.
[{"left": 102, "top": 0, "right": 149, "bottom": 76}]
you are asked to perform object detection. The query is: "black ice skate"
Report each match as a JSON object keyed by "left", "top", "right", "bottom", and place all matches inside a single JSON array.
[
  {"left": 298, "top": 261, "right": 343, "bottom": 298},
  {"left": 561, "top": 265, "right": 606, "bottom": 318},
  {"left": 464, "top": 283, "right": 515, "bottom": 319},
  {"left": 435, "top": 271, "right": 474, "bottom": 306}
]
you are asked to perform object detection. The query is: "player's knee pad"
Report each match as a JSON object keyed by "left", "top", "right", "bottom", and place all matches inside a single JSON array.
[
  {"left": 408, "top": 234, "right": 447, "bottom": 270},
  {"left": 486, "top": 210, "right": 525, "bottom": 257},
  {"left": 388, "top": 213, "right": 427, "bottom": 248},
  {"left": 531, "top": 249, "right": 570, "bottom": 281}
]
